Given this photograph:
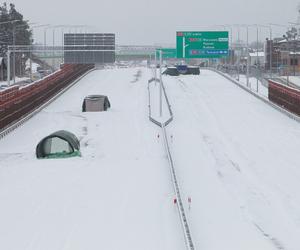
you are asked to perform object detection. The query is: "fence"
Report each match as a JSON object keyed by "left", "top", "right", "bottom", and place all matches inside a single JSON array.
[
  {"left": 269, "top": 80, "right": 300, "bottom": 116},
  {"left": 210, "top": 68, "right": 300, "bottom": 123}
]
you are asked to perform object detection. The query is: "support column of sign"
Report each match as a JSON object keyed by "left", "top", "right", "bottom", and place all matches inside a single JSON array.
[
  {"left": 183, "top": 37, "right": 186, "bottom": 59},
  {"left": 154, "top": 50, "right": 157, "bottom": 83},
  {"left": 159, "top": 50, "right": 163, "bottom": 117}
]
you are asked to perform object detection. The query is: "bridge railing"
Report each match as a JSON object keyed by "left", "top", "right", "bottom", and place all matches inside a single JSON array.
[{"left": 0, "top": 64, "right": 94, "bottom": 138}]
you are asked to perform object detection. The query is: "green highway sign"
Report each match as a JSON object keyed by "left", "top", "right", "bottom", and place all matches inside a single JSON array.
[
  {"left": 176, "top": 31, "right": 229, "bottom": 58},
  {"left": 156, "top": 48, "right": 177, "bottom": 59}
]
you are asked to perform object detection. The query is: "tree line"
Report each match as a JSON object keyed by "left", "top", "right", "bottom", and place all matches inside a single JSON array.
[{"left": 0, "top": 3, "right": 32, "bottom": 78}]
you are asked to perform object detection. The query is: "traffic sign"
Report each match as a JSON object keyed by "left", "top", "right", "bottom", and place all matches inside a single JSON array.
[
  {"left": 156, "top": 48, "right": 177, "bottom": 59},
  {"left": 176, "top": 31, "right": 229, "bottom": 58}
]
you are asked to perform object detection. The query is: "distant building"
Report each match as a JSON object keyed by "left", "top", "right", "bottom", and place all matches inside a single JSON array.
[
  {"left": 265, "top": 38, "right": 300, "bottom": 73},
  {"left": 264, "top": 3, "right": 300, "bottom": 73},
  {"left": 249, "top": 52, "right": 265, "bottom": 66}
]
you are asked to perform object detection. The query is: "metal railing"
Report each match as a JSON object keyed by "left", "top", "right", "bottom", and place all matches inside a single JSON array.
[
  {"left": 0, "top": 67, "right": 96, "bottom": 140},
  {"left": 161, "top": 123, "right": 195, "bottom": 250},
  {"left": 147, "top": 69, "right": 195, "bottom": 250},
  {"left": 209, "top": 67, "right": 300, "bottom": 123}
]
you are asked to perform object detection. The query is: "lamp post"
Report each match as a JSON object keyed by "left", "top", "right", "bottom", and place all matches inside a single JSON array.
[
  {"left": 12, "top": 22, "right": 36, "bottom": 83},
  {"left": 257, "top": 24, "right": 273, "bottom": 78},
  {"left": 247, "top": 24, "right": 261, "bottom": 92},
  {"left": 234, "top": 26, "right": 241, "bottom": 81},
  {"left": 237, "top": 24, "right": 250, "bottom": 87},
  {"left": 30, "top": 24, "right": 50, "bottom": 81},
  {"left": 214, "top": 24, "right": 234, "bottom": 74}
]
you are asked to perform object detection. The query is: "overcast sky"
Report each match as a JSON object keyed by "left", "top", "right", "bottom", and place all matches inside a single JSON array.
[{"left": 8, "top": 0, "right": 300, "bottom": 45}]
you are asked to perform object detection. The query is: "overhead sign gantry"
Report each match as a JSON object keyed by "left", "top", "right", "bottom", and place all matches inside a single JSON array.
[{"left": 176, "top": 31, "right": 229, "bottom": 58}]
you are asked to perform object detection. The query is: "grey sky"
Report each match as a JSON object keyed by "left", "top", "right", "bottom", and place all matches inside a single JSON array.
[{"left": 9, "top": 0, "right": 300, "bottom": 45}]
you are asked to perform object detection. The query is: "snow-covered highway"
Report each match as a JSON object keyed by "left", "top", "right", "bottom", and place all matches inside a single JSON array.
[
  {"left": 0, "top": 68, "right": 184, "bottom": 250},
  {"left": 164, "top": 69, "right": 300, "bottom": 250},
  {"left": 1, "top": 67, "right": 300, "bottom": 250}
]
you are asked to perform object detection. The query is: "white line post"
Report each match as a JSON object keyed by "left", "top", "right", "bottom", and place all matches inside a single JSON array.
[{"left": 159, "top": 50, "right": 163, "bottom": 117}]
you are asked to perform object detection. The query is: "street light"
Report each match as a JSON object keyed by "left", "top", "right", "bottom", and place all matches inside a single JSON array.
[
  {"left": 12, "top": 22, "right": 36, "bottom": 84},
  {"left": 214, "top": 24, "right": 233, "bottom": 66},
  {"left": 255, "top": 24, "right": 273, "bottom": 78},
  {"left": 243, "top": 24, "right": 261, "bottom": 92},
  {"left": 235, "top": 24, "right": 250, "bottom": 87},
  {"left": 231, "top": 24, "right": 251, "bottom": 82}
]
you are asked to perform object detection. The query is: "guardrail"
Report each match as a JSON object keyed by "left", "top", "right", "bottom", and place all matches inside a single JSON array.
[
  {"left": 0, "top": 67, "right": 96, "bottom": 140},
  {"left": 147, "top": 77, "right": 173, "bottom": 126},
  {"left": 147, "top": 70, "right": 195, "bottom": 250},
  {"left": 161, "top": 123, "right": 195, "bottom": 250},
  {"left": 209, "top": 68, "right": 300, "bottom": 124}
]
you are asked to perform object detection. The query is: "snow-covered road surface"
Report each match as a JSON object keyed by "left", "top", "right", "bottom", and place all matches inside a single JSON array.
[
  {"left": 2, "top": 67, "right": 300, "bottom": 250},
  {"left": 0, "top": 68, "right": 185, "bottom": 250},
  {"left": 164, "top": 69, "right": 300, "bottom": 250}
]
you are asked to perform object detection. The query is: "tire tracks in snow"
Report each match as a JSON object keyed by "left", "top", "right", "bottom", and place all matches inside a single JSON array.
[{"left": 175, "top": 77, "right": 287, "bottom": 250}]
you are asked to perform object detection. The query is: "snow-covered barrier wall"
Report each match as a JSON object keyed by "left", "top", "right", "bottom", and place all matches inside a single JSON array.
[
  {"left": 268, "top": 80, "right": 300, "bottom": 116},
  {"left": 0, "top": 64, "right": 94, "bottom": 131}
]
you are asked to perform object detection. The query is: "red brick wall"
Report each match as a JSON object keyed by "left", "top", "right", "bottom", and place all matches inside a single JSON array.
[
  {"left": 0, "top": 64, "right": 94, "bottom": 130},
  {"left": 268, "top": 80, "right": 300, "bottom": 116}
]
